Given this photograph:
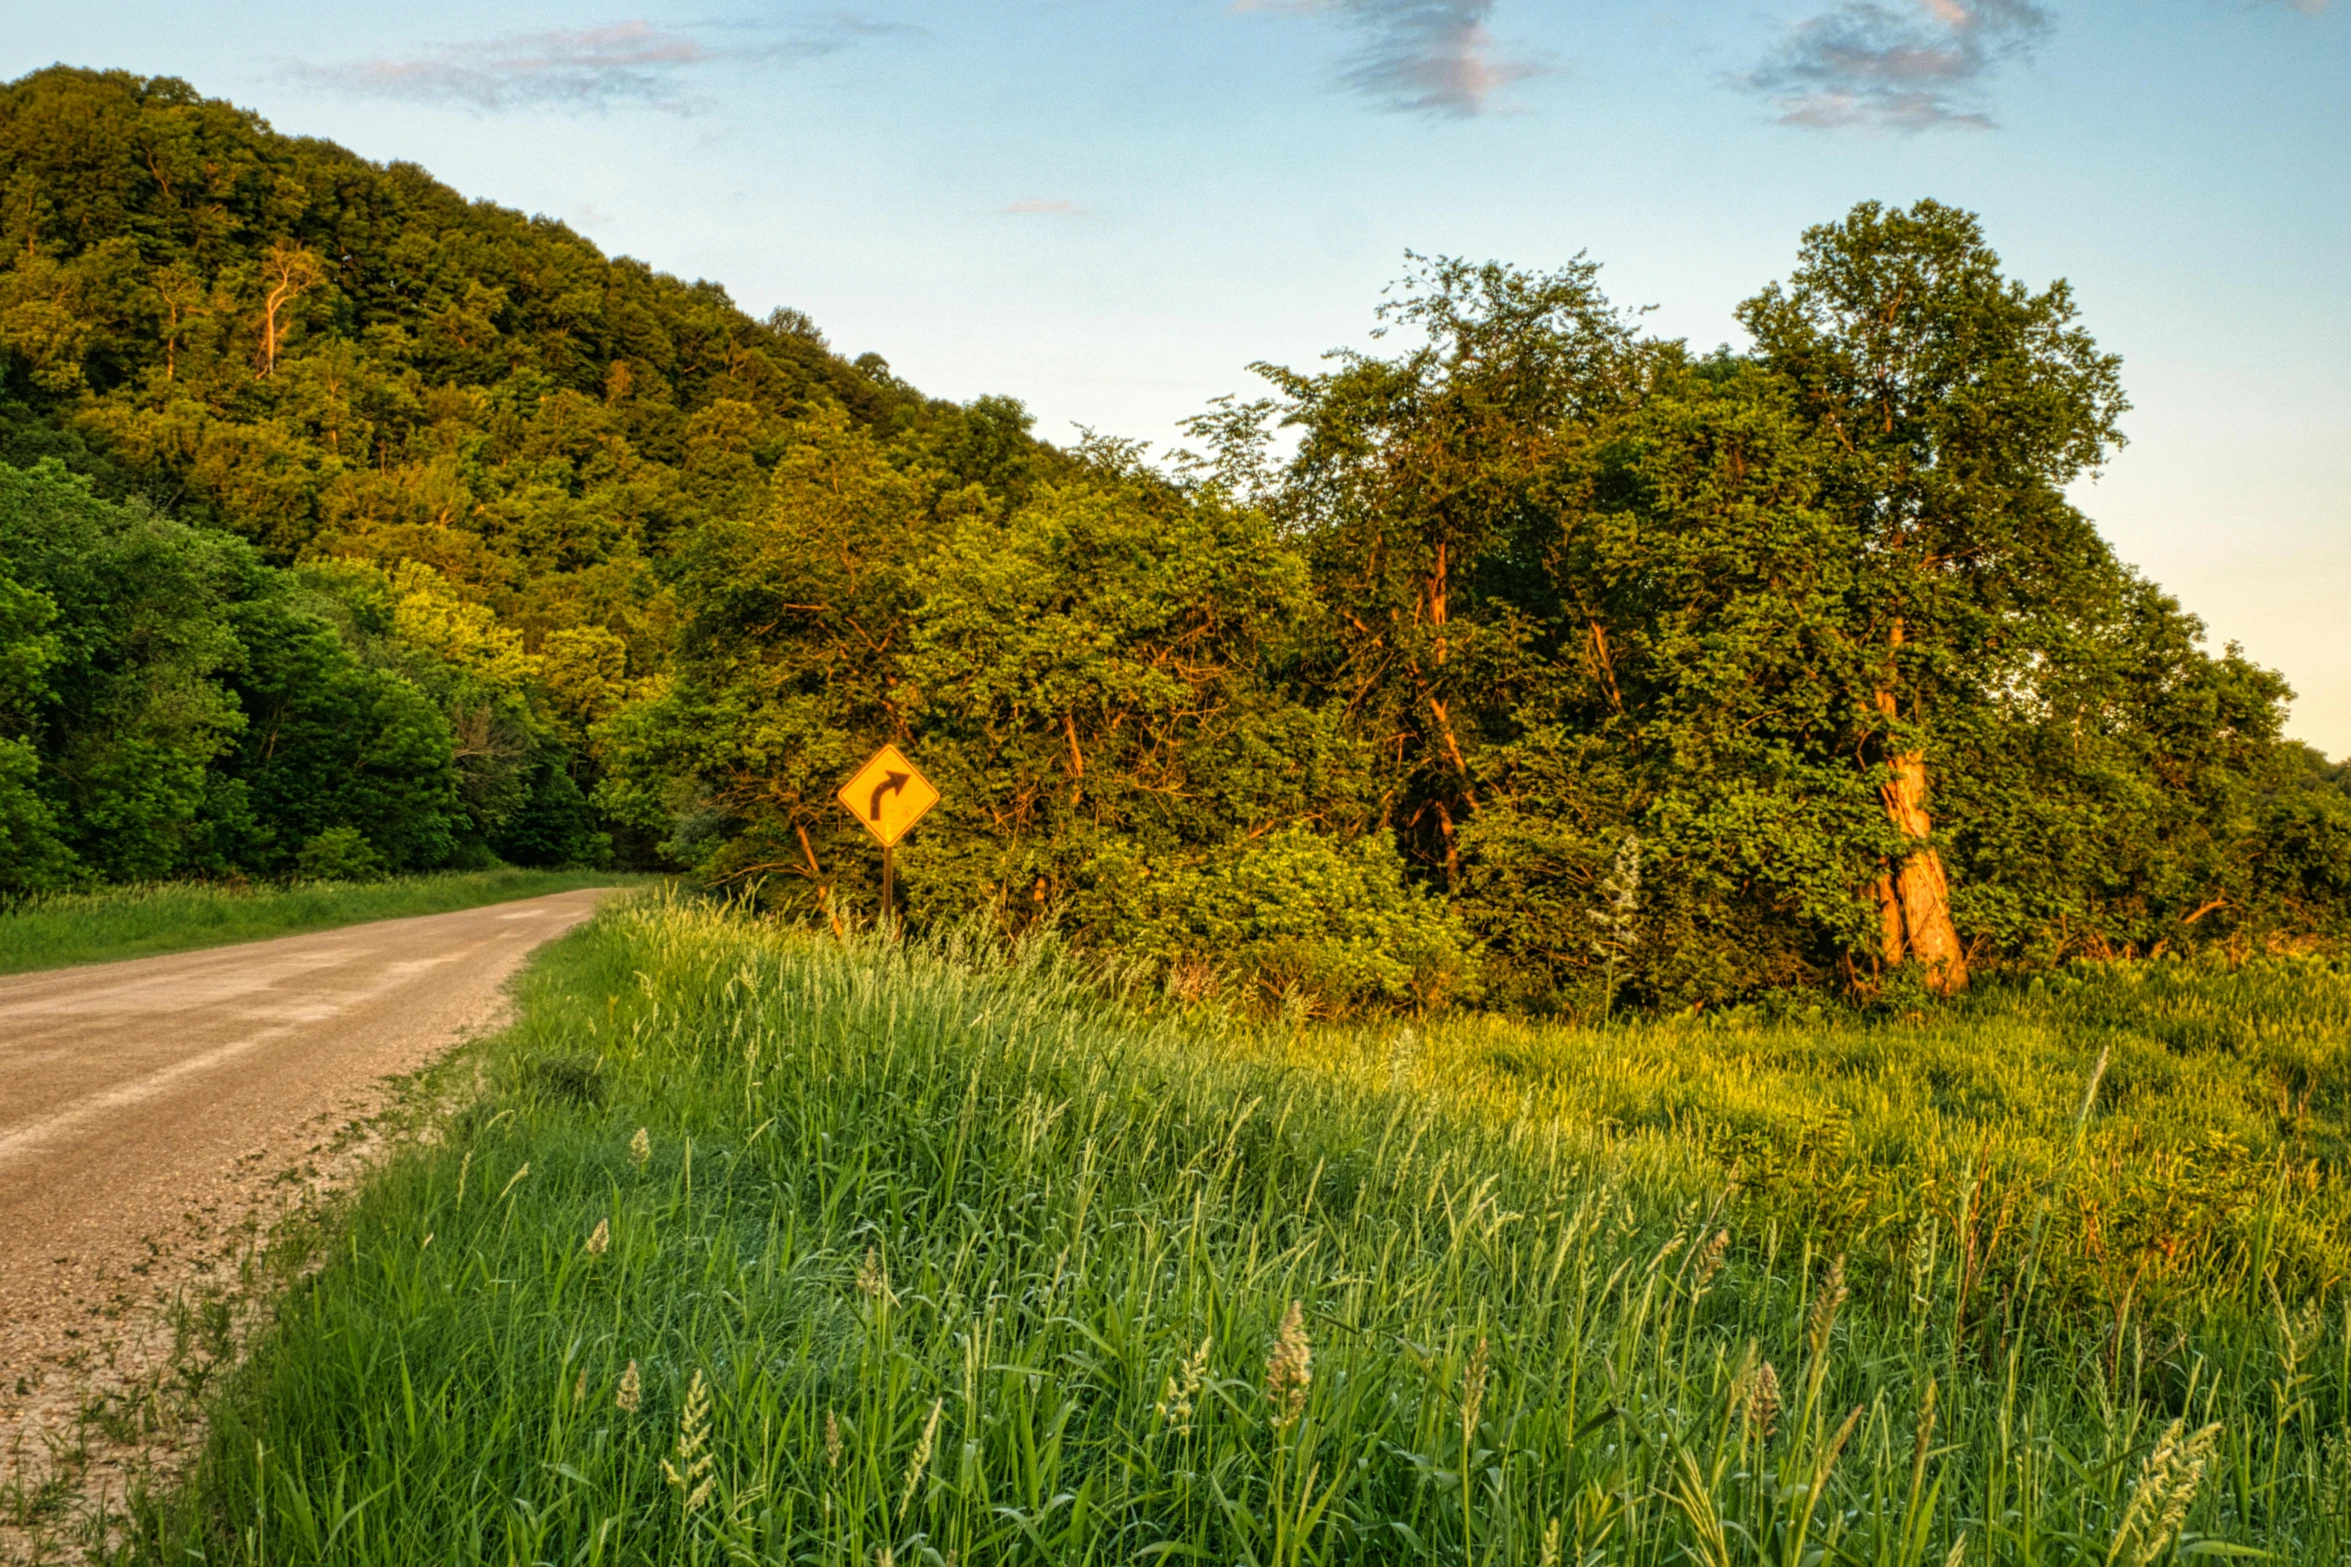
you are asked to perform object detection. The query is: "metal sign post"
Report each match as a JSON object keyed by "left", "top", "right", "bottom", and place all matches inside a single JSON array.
[{"left": 835, "top": 743, "right": 939, "bottom": 929}]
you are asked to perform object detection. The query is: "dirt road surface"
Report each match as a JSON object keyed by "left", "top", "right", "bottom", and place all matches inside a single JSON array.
[{"left": 0, "top": 887, "right": 612, "bottom": 1553}]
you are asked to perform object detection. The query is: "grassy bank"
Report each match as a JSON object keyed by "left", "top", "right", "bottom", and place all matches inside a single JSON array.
[
  {"left": 131, "top": 898, "right": 2351, "bottom": 1564},
  {"left": 0, "top": 869, "right": 639, "bottom": 975}
]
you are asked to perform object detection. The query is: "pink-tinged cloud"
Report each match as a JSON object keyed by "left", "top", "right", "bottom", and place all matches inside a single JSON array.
[
  {"left": 1237, "top": 0, "right": 1547, "bottom": 118},
  {"left": 1740, "top": 0, "right": 2047, "bottom": 131}
]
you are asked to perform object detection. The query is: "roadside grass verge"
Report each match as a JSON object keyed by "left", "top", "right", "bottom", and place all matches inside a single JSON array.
[
  {"left": 0, "top": 869, "right": 643, "bottom": 975},
  {"left": 129, "top": 896, "right": 2351, "bottom": 1564}
]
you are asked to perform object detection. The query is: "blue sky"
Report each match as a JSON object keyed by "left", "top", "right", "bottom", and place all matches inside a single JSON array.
[{"left": 6, "top": 1, "right": 2348, "bottom": 751}]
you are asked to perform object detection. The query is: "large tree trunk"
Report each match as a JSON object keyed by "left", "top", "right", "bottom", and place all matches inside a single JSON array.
[
  {"left": 1870, "top": 617, "right": 1967, "bottom": 995},
  {"left": 1874, "top": 745, "right": 1969, "bottom": 995},
  {"left": 1422, "top": 540, "right": 1479, "bottom": 810}
]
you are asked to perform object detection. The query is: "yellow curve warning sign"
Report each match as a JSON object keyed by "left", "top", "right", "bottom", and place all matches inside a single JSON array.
[{"left": 835, "top": 744, "right": 939, "bottom": 849}]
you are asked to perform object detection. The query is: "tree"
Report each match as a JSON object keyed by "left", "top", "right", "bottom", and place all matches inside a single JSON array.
[
  {"left": 0, "top": 562, "right": 67, "bottom": 891},
  {"left": 902, "top": 454, "right": 1362, "bottom": 930},
  {"left": 600, "top": 404, "right": 938, "bottom": 902},
  {"left": 254, "top": 238, "right": 324, "bottom": 377},
  {"left": 0, "top": 460, "right": 245, "bottom": 880},
  {"left": 216, "top": 586, "right": 462, "bottom": 873},
  {"left": 1737, "top": 201, "right": 2129, "bottom": 993},
  {"left": 1256, "top": 254, "right": 1640, "bottom": 885},
  {"left": 1465, "top": 353, "right": 1896, "bottom": 1003}
]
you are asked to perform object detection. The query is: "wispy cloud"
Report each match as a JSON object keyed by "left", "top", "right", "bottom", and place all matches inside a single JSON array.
[
  {"left": 1741, "top": 0, "right": 2048, "bottom": 131},
  {"left": 296, "top": 14, "right": 912, "bottom": 113},
  {"left": 998, "top": 199, "right": 1089, "bottom": 216},
  {"left": 1237, "top": 0, "right": 1547, "bottom": 118}
]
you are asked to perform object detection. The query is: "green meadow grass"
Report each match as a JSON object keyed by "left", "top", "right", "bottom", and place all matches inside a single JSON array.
[
  {"left": 127, "top": 897, "right": 2351, "bottom": 1564},
  {"left": 0, "top": 869, "right": 638, "bottom": 975}
]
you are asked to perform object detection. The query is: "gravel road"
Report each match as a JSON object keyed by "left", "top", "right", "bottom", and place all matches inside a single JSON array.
[{"left": 0, "top": 887, "right": 611, "bottom": 1548}]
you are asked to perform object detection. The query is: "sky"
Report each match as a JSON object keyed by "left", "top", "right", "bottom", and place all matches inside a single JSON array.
[{"left": 4, "top": 0, "right": 2347, "bottom": 751}]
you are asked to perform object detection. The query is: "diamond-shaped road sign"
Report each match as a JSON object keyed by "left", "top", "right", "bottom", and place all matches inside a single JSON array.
[{"left": 835, "top": 744, "right": 939, "bottom": 849}]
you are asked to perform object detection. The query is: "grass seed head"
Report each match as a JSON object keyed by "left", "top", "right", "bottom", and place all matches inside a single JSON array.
[
  {"left": 1156, "top": 1336, "right": 1212, "bottom": 1437},
  {"left": 1693, "top": 1229, "right": 1729, "bottom": 1290},
  {"left": 1808, "top": 1255, "right": 1849, "bottom": 1360},
  {"left": 572, "top": 1368, "right": 587, "bottom": 1405},
  {"left": 1266, "top": 1299, "right": 1312, "bottom": 1429},
  {"left": 628, "top": 1126, "right": 651, "bottom": 1168},
  {"left": 616, "top": 1359, "right": 641, "bottom": 1414},
  {"left": 585, "top": 1217, "right": 609, "bottom": 1256},
  {"left": 824, "top": 1407, "right": 843, "bottom": 1469},
  {"left": 496, "top": 1161, "right": 531, "bottom": 1202},
  {"left": 2109, "top": 1418, "right": 2223, "bottom": 1567},
  {"left": 1460, "top": 1335, "right": 1490, "bottom": 1443},
  {"left": 661, "top": 1368, "right": 715, "bottom": 1515},
  {"left": 856, "top": 1246, "right": 888, "bottom": 1301},
  {"left": 1912, "top": 1377, "right": 1939, "bottom": 1485},
  {"left": 1588, "top": 832, "right": 1644, "bottom": 958},
  {"left": 1907, "top": 1220, "right": 1938, "bottom": 1309},
  {"left": 898, "top": 1397, "right": 943, "bottom": 1521},
  {"left": 1744, "top": 1360, "right": 1781, "bottom": 1442},
  {"left": 1539, "top": 1517, "right": 1561, "bottom": 1567}
]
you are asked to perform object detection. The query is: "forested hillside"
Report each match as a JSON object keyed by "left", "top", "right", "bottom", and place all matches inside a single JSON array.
[
  {"left": 0, "top": 65, "right": 1056, "bottom": 887},
  {"left": 4, "top": 64, "right": 2347, "bottom": 1010}
]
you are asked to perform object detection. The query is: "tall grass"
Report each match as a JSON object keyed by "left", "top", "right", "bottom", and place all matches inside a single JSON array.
[
  {"left": 0, "top": 869, "right": 634, "bottom": 975},
  {"left": 1303, "top": 964, "right": 2351, "bottom": 1342},
  {"left": 129, "top": 897, "right": 2351, "bottom": 1564}
]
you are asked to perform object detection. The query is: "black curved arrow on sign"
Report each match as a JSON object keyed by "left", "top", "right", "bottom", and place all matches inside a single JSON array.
[{"left": 868, "top": 770, "right": 911, "bottom": 821}]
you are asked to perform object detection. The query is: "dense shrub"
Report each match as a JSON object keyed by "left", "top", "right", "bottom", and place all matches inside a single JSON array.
[
  {"left": 1120, "top": 828, "right": 1476, "bottom": 1015},
  {"left": 292, "top": 825, "right": 383, "bottom": 882}
]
